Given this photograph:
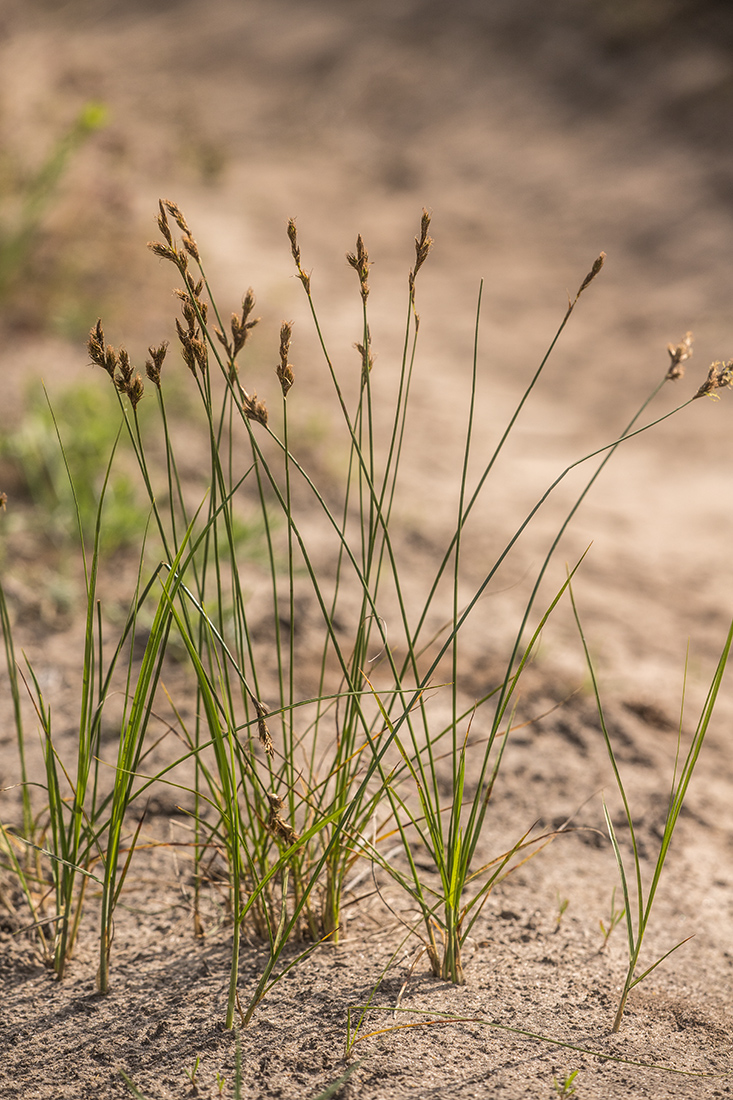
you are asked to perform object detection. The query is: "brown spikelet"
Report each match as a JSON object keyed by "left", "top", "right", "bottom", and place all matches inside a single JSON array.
[
  {"left": 88, "top": 318, "right": 105, "bottom": 364},
  {"left": 88, "top": 320, "right": 118, "bottom": 379},
  {"left": 266, "top": 794, "right": 299, "bottom": 846},
  {"left": 163, "top": 199, "right": 191, "bottom": 235},
  {"left": 574, "top": 252, "right": 606, "bottom": 302},
  {"left": 181, "top": 300, "right": 197, "bottom": 334},
  {"left": 0, "top": 491, "right": 7, "bottom": 513},
  {"left": 157, "top": 200, "right": 173, "bottom": 245},
  {"left": 277, "top": 321, "right": 294, "bottom": 396},
  {"left": 230, "top": 289, "right": 260, "bottom": 357},
  {"left": 182, "top": 234, "right": 200, "bottom": 263},
  {"left": 287, "top": 218, "right": 311, "bottom": 294},
  {"left": 693, "top": 359, "right": 733, "bottom": 400},
  {"left": 287, "top": 218, "right": 300, "bottom": 265},
  {"left": 127, "top": 374, "right": 145, "bottom": 409},
  {"left": 181, "top": 344, "right": 197, "bottom": 377},
  {"left": 176, "top": 320, "right": 198, "bottom": 376},
  {"left": 145, "top": 341, "right": 168, "bottom": 387},
  {"left": 148, "top": 240, "right": 178, "bottom": 263},
  {"left": 347, "top": 234, "right": 370, "bottom": 301},
  {"left": 241, "top": 287, "right": 257, "bottom": 324},
  {"left": 115, "top": 348, "right": 134, "bottom": 392},
  {"left": 255, "top": 700, "right": 274, "bottom": 757},
  {"left": 409, "top": 208, "right": 433, "bottom": 297},
  {"left": 185, "top": 273, "right": 203, "bottom": 301},
  {"left": 191, "top": 337, "right": 208, "bottom": 374},
  {"left": 244, "top": 394, "right": 268, "bottom": 426},
  {"left": 214, "top": 327, "right": 231, "bottom": 355},
  {"left": 145, "top": 361, "right": 161, "bottom": 387},
  {"left": 666, "top": 331, "right": 693, "bottom": 381}
]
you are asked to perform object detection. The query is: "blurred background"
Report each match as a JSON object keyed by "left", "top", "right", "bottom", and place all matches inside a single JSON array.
[{"left": 2, "top": 0, "right": 733, "bottom": 697}]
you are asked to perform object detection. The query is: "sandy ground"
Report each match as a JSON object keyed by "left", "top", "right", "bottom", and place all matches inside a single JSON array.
[{"left": 2, "top": 1, "right": 733, "bottom": 1097}]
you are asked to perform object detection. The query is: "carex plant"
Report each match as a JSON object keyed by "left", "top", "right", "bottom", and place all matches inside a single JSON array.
[{"left": 2, "top": 198, "right": 731, "bottom": 1031}]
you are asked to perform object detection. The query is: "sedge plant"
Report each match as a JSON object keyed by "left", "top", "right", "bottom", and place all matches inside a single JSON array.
[
  {"left": 291, "top": 267, "right": 721, "bottom": 987},
  {"left": 2, "top": 198, "right": 731, "bottom": 1032}
]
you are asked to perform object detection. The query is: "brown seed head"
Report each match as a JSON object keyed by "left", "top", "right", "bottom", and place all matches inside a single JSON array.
[
  {"left": 127, "top": 374, "right": 145, "bottom": 409},
  {"left": 0, "top": 491, "right": 7, "bottom": 513},
  {"left": 666, "top": 331, "right": 693, "bottom": 381},
  {"left": 162, "top": 199, "right": 191, "bottom": 235},
  {"left": 266, "top": 793, "right": 299, "bottom": 846},
  {"left": 230, "top": 289, "right": 260, "bottom": 356},
  {"left": 88, "top": 318, "right": 105, "bottom": 363},
  {"left": 347, "top": 234, "right": 371, "bottom": 301},
  {"left": 575, "top": 252, "right": 606, "bottom": 302},
  {"left": 277, "top": 361, "right": 294, "bottom": 396},
  {"left": 181, "top": 300, "right": 197, "bottom": 334},
  {"left": 693, "top": 359, "right": 733, "bottom": 400},
  {"left": 117, "top": 348, "right": 133, "bottom": 387},
  {"left": 241, "top": 287, "right": 256, "bottom": 322},
  {"left": 287, "top": 218, "right": 312, "bottom": 294},
  {"left": 176, "top": 321, "right": 198, "bottom": 376},
  {"left": 145, "top": 359, "right": 161, "bottom": 387},
  {"left": 277, "top": 320, "right": 294, "bottom": 396},
  {"left": 148, "top": 240, "right": 178, "bottom": 264},
  {"left": 214, "top": 327, "right": 231, "bottom": 356},
  {"left": 255, "top": 700, "right": 274, "bottom": 757},
  {"left": 412, "top": 208, "right": 433, "bottom": 282},
  {"left": 191, "top": 337, "right": 208, "bottom": 374},
  {"left": 145, "top": 341, "right": 168, "bottom": 386},
  {"left": 243, "top": 393, "right": 268, "bottom": 426},
  {"left": 149, "top": 341, "right": 168, "bottom": 371},
  {"left": 287, "top": 218, "right": 300, "bottom": 266},
  {"left": 182, "top": 234, "right": 200, "bottom": 263},
  {"left": 185, "top": 273, "right": 203, "bottom": 301},
  {"left": 157, "top": 201, "right": 173, "bottom": 245},
  {"left": 88, "top": 320, "right": 119, "bottom": 379}
]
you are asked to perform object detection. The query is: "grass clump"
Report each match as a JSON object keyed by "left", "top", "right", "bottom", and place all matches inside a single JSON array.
[
  {"left": 0, "top": 199, "right": 731, "bottom": 1040},
  {"left": 573, "top": 585, "right": 733, "bottom": 1031}
]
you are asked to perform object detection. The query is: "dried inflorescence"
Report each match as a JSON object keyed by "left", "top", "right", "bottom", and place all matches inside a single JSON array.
[
  {"left": 409, "top": 208, "right": 433, "bottom": 302},
  {"left": 347, "top": 234, "right": 371, "bottom": 302},
  {"left": 254, "top": 700, "right": 274, "bottom": 758},
  {"left": 175, "top": 292, "right": 209, "bottom": 378},
  {"left": 234, "top": 290, "right": 259, "bottom": 354},
  {"left": 266, "top": 794, "right": 299, "bottom": 846},
  {"left": 0, "top": 491, "right": 7, "bottom": 512},
  {"left": 276, "top": 321, "right": 295, "bottom": 396},
  {"left": 151, "top": 199, "right": 200, "bottom": 262},
  {"left": 88, "top": 320, "right": 146, "bottom": 410},
  {"left": 243, "top": 392, "right": 268, "bottom": 426},
  {"left": 150, "top": 200, "right": 268, "bottom": 424},
  {"left": 573, "top": 252, "right": 606, "bottom": 305},
  {"left": 87, "top": 318, "right": 120, "bottom": 381},
  {"left": 666, "top": 331, "right": 693, "bottom": 381},
  {"left": 145, "top": 342, "right": 168, "bottom": 388},
  {"left": 287, "top": 218, "right": 311, "bottom": 295},
  {"left": 214, "top": 289, "right": 261, "bottom": 375},
  {"left": 694, "top": 359, "right": 733, "bottom": 400}
]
